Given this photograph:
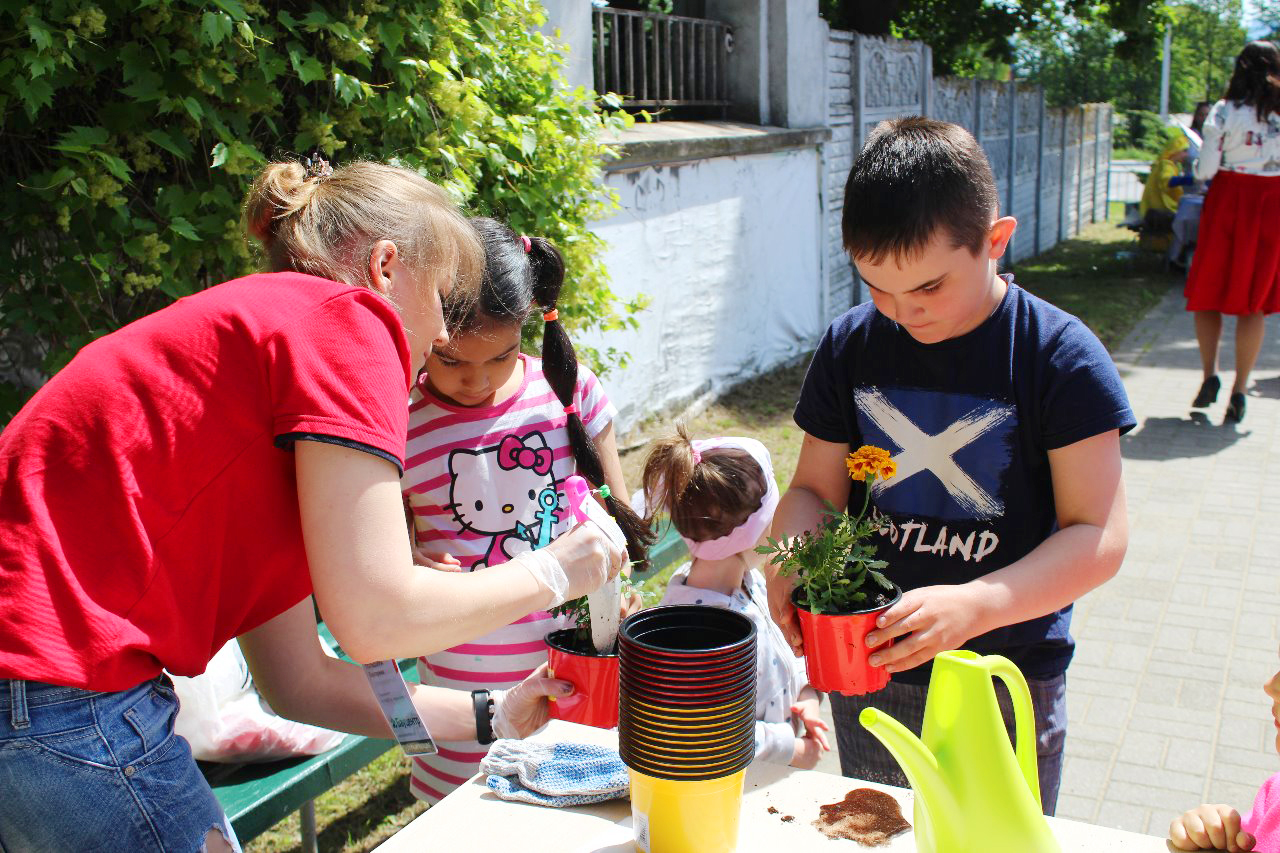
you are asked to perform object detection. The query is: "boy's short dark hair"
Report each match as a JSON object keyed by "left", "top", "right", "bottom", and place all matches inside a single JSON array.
[{"left": 841, "top": 116, "right": 998, "bottom": 263}]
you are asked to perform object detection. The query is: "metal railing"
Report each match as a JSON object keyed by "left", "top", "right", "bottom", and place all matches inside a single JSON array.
[{"left": 593, "top": 8, "right": 733, "bottom": 109}]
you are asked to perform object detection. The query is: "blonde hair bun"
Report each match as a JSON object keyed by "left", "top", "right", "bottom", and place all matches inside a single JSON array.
[
  {"left": 240, "top": 159, "right": 483, "bottom": 300},
  {"left": 244, "top": 161, "right": 316, "bottom": 246}
]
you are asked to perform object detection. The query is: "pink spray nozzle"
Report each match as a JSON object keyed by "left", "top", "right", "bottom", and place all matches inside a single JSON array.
[{"left": 562, "top": 475, "right": 593, "bottom": 524}]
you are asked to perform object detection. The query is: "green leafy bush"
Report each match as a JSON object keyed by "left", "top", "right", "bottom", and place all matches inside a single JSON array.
[
  {"left": 0, "top": 0, "right": 638, "bottom": 419},
  {"left": 1113, "top": 108, "right": 1181, "bottom": 160}
]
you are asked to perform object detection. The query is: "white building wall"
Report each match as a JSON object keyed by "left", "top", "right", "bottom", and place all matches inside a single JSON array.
[{"left": 584, "top": 149, "right": 823, "bottom": 432}]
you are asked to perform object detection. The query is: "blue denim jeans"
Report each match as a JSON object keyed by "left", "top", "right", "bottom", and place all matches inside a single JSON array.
[
  {"left": 0, "top": 676, "right": 240, "bottom": 852},
  {"left": 830, "top": 673, "right": 1067, "bottom": 816}
]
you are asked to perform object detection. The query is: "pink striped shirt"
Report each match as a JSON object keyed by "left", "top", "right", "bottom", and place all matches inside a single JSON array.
[{"left": 404, "top": 353, "right": 616, "bottom": 803}]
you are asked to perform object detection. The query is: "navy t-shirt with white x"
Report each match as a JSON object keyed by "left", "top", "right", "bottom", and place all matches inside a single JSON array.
[{"left": 794, "top": 279, "right": 1135, "bottom": 684}]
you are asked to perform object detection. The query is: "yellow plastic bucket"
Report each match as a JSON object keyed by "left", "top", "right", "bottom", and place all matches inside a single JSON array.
[{"left": 628, "top": 768, "right": 745, "bottom": 853}]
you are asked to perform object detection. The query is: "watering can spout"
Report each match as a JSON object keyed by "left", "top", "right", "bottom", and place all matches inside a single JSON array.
[{"left": 858, "top": 707, "right": 961, "bottom": 835}]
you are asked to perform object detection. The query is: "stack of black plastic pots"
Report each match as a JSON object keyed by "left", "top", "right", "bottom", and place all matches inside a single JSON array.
[{"left": 617, "top": 605, "right": 757, "bottom": 853}]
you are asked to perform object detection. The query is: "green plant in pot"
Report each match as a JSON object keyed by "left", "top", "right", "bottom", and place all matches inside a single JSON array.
[
  {"left": 758, "top": 445, "right": 902, "bottom": 696},
  {"left": 544, "top": 577, "right": 645, "bottom": 728}
]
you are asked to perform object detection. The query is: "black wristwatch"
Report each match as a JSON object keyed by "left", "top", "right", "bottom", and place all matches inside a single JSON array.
[{"left": 472, "top": 689, "right": 496, "bottom": 745}]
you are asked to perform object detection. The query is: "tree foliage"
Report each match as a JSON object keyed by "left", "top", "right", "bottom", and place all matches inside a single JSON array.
[
  {"left": 819, "top": 0, "right": 1166, "bottom": 77},
  {"left": 0, "top": 0, "right": 636, "bottom": 419},
  {"left": 1017, "top": 1, "right": 1247, "bottom": 156}
]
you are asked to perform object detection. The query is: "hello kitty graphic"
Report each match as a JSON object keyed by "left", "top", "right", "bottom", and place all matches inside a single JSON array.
[{"left": 446, "top": 430, "right": 563, "bottom": 569}]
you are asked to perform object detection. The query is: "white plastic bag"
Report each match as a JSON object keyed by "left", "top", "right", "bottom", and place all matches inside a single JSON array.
[{"left": 171, "top": 640, "right": 347, "bottom": 763}]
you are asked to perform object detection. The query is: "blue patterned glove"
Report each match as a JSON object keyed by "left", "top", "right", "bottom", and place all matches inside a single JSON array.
[{"left": 481, "top": 740, "right": 629, "bottom": 807}]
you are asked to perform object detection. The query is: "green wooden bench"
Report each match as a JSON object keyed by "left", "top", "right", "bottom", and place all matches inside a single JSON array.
[
  {"left": 206, "top": 529, "right": 688, "bottom": 851},
  {"left": 202, "top": 625, "right": 416, "bottom": 853},
  {"left": 632, "top": 518, "right": 688, "bottom": 581}
]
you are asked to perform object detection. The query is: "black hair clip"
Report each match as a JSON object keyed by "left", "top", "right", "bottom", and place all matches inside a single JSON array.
[{"left": 300, "top": 152, "right": 333, "bottom": 180}]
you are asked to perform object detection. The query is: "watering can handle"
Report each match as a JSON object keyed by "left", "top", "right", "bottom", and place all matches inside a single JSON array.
[{"left": 985, "top": 655, "right": 1042, "bottom": 810}]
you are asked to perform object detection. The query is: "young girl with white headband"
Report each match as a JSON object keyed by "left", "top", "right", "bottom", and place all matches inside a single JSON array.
[
  {"left": 641, "top": 426, "right": 830, "bottom": 769},
  {"left": 402, "top": 218, "right": 652, "bottom": 804}
]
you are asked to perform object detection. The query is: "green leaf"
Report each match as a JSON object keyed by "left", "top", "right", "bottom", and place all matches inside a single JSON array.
[
  {"left": 157, "top": 276, "right": 195, "bottom": 300},
  {"left": 428, "top": 58, "right": 450, "bottom": 76},
  {"left": 210, "top": 0, "right": 249, "bottom": 20},
  {"left": 28, "top": 54, "right": 55, "bottom": 79},
  {"left": 146, "top": 130, "right": 191, "bottom": 159},
  {"left": 20, "top": 77, "right": 54, "bottom": 119},
  {"left": 52, "top": 126, "right": 110, "bottom": 154},
  {"left": 95, "top": 153, "right": 132, "bottom": 183},
  {"left": 26, "top": 17, "right": 54, "bottom": 52},
  {"left": 289, "top": 48, "right": 326, "bottom": 84},
  {"left": 181, "top": 96, "right": 204, "bottom": 121},
  {"left": 209, "top": 142, "right": 229, "bottom": 168},
  {"left": 868, "top": 569, "right": 894, "bottom": 590},
  {"left": 121, "top": 70, "right": 163, "bottom": 101},
  {"left": 332, "top": 71, "right": 366, "bottom": 104},
  {"left": 168, "top": 217, "right": 199, "bottom": 241},
  {"left": 378, "top": 21, "right": 405, "bottom": 53},
  {"left": 520, "top": 130, "right": 537, "bottom": 157},
  {"left": 201, "top": 11, "right": 234, "bottom": 47}
]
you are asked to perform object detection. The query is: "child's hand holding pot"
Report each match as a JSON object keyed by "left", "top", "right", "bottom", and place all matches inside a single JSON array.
[{"left": 864, "top": 583, "right": 986, "bottom": 673}]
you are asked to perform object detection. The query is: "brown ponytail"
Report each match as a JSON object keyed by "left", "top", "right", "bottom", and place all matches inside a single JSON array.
[
  {"left": 641, "top": 424, "right": 769, "bottom": 542},
  {"left": 530, "top": 241, "right": 656, "bottom": 568}
]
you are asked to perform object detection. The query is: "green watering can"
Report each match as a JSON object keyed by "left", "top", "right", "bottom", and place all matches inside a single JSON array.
[{"left": 859, "top": 650, "right": 1061, "bottom": 853}]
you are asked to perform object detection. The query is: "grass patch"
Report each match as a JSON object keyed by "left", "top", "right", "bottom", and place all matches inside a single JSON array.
[
  {"left": 241, "top": 211, "right": 1177, "bottom": 853},
  {"left": 244, "top": 751, "right": 426, "bottom": 853}
]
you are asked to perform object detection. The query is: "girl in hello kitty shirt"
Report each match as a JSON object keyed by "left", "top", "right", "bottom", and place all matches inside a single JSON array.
[{"left": 402, "top": 218, "right": 653, "bottom": 804}]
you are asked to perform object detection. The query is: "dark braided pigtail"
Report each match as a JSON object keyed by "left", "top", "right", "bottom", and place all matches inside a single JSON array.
[{"left": 528, "top": 239, "right": 657, "bottom": 569}]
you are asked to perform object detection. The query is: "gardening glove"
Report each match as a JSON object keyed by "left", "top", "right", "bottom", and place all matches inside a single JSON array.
[{"left": 481, "top": 739, "right": 629, "bottom": 807}]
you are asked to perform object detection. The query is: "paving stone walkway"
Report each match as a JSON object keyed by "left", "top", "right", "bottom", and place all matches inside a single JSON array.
[
  {"left": 1059, "top": 287, "right": 1280, "bottom": 835},
  {"left": 813, "top": 287, "right": 1280, "bottom": 838}
]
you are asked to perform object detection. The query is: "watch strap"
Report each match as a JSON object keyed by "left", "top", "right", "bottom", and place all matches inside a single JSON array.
[{"left": 472, "top": 689, "right": 495, "bottom": 745}]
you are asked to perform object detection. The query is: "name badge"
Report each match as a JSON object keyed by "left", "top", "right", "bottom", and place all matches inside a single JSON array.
[{"left": 362, "top": 660, "right": 438, "bottom": 755}]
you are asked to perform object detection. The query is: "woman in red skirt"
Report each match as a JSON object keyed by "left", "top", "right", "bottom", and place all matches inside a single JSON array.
[{"left": 1185, "top": 40, "right": 1280, "bottom": 423}]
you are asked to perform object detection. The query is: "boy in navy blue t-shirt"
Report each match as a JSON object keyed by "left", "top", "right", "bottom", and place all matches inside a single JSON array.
[{"left": 766, "top": 117, "right": 1135, "bottom": 814}]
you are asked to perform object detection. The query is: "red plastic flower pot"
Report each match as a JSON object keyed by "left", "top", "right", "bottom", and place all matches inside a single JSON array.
[
  {"left": 793, "top": 585, "right": 901, "bottom": 696},
  {"left": 545, "top": 629, "right": 620, "bottom": 729}
]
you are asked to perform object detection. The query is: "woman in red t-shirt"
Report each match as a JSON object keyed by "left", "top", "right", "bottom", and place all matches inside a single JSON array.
[{"left": 0, "top": 159, "right": 623, "bottom": 852}]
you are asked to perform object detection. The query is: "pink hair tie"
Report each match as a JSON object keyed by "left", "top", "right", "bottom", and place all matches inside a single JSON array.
[
  {"left": 691, "top": 447, "right": 702, "bottom": 466},
  {"left": 520, "top": 235, "right": 532, "bottom": 253},
  {"left": 563, "top": 404, "right": 579, "bottom": 416}
]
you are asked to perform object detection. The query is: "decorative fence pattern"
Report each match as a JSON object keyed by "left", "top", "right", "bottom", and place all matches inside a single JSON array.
[
  {"left": 825, "top": 33, "right": 1113, "bottom": 315},
  {"left": 825, "top": 31, "right": 856, "bottom": 313}
]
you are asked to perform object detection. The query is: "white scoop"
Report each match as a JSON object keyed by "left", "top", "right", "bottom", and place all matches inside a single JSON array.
[{"left": 580, "top": 495, "right": 626, "bottom": 654}]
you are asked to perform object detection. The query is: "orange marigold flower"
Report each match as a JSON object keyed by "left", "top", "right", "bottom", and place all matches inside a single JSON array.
[
  {"left": 847, "top": 445, "right": 896, "bottom": 482},
  {"left": 852, "top": 445, "right": 890, "bottom": 467},
  {"left": 846, "top": 454, "right": 869, "bottom": 481}
]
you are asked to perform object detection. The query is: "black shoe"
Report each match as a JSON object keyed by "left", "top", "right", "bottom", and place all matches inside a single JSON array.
[
  {"left": 1225, "top": 392, "right": 1246, "bottom": 423},
  {"left": 1192, "top": 375, "right": 1220, "bottom": 408}
]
